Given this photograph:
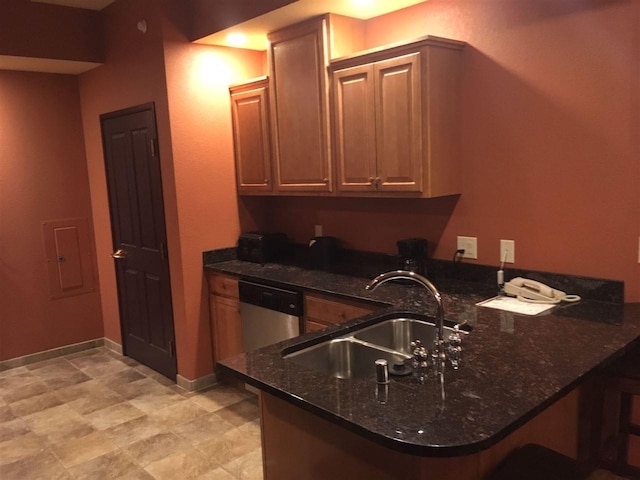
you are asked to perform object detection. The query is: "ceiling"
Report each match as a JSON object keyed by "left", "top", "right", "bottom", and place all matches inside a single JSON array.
[
  {"left": 30, "top": 0, "right": 115, "bottom": 9},
  {"left": 196, "top": 0, "right": 429, "bottom": 50}
]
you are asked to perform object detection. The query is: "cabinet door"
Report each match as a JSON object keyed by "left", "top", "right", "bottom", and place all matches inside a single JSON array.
[
  {"left": 269, "top": 18, "right": 332, "bottom": 192},
  {"left": 209, "top": 294, "right": 243, "bottom": 363},
  {"left": 332, "top": 64, "right": 377, "bottom": 192},
  {"left": 374, "top": 53, "right": 423, "bottom": 192},
  {"left": 230, "top": 82, "right": 272, "bottom": 193}
]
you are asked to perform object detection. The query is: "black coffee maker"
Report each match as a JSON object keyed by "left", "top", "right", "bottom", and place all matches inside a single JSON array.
[{"left": 397, "top": 238, "right": 428, "bottom": 276}]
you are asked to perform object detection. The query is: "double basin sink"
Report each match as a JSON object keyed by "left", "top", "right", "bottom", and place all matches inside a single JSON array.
[{"left": 283, "top": 312, "right": 470, "bottom": 380}]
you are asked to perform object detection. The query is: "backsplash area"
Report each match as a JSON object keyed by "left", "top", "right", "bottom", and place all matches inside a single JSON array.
[{"left": 203, "top": 245, "right": 624, "bottom": 304}]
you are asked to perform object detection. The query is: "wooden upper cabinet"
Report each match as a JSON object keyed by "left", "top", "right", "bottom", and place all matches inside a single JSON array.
[
  {"left": 268, "top": 18, "right": 332, "bottom": 192},
  {"left": 333, "top": 54, "right": 422, "bottom": 192},
  {"left": 331, "top": 36, "right": 465, "bottom": 198},
  {"left": 375, "top": 53, "right": 422, "bottom": 192},
  {"left": 230, "top": 77, "right": 272, "bottom": 194},
  {"left": 332, "top": 64, "right": 377, "bottom": 191}
]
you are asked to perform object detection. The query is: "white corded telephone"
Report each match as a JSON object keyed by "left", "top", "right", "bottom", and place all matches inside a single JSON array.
[{"left": 503, "top": 277, "right": 581, "bottom": 304}]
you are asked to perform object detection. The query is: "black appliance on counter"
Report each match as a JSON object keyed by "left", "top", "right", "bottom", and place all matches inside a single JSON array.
[
  {"left": 309, "top": 236, "right": 339, "bottom": 267},
  {"left": 397, "top": 238, "right": 428, "bottom": 276},
  {"left": 237, "top": 232, "right": 288, "bottom": 264}
]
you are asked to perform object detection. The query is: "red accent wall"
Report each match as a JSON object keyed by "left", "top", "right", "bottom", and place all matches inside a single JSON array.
[
  {"left": 256, "top": 0, "right": 640, "bottom": 302},
  {"left": 78, "top": 0, "right": 265, "bottom": 380},
  {"left": 0, "top": 71, "right": 103, "bottom": 360},
  {"left": 162, "top": 4, "right": 266, "bottom": 379}
]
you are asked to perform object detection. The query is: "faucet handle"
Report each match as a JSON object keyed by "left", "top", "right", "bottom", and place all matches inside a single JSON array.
[
  {"left": 448, "top": 327, "right": 462, "bottom": 348},
  {"left": 411, "top": 340, "right": 429, "bottom": 369},
  {"left": 446, "top": 326, "right": 463, "bottom": 370}
]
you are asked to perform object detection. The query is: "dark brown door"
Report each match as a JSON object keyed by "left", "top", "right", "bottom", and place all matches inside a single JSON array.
[{"left": 100, "top": 103, "right": 177, "bottom": 380}]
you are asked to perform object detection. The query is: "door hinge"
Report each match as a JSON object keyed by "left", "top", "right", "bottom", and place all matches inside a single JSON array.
[
  {"left": 168, "top": 340, "right": 175, "bottom": 357},
  {"left": 150, "top": 138, "right": 157, "bottom": 157}
]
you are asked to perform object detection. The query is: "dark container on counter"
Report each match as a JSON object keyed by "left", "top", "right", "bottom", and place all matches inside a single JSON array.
[
  {"left": 309, "top": 236, "right": 339, "bottom": 267},
  {"left": 237, "top": 232, "right": 289, "bottom": 264}
]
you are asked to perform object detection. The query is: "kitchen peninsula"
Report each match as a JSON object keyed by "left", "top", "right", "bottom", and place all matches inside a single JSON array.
[{"left": 205, "top": 254, "right": 640, "bottom": 479}]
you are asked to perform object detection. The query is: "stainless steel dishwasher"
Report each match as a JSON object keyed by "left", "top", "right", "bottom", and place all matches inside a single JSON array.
[{"left": 238, "top": 280, "right": 303, "bottom": 351}]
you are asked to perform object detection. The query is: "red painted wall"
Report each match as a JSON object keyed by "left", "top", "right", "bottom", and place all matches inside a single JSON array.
[
  {"left": 78, "top": 0, "right": 178, "bottom": 350},
  {"left": 0, "top": 71, "right": 103, "bottom": 360},
  {"left": 78, "top": 0, "right": 264, "bottom": 380},
  {"left": 162, "top": 9, "right": 266, "bottom": 379},
  {"left": 257, "top": 0, "right": 640, "bottom": 302}
]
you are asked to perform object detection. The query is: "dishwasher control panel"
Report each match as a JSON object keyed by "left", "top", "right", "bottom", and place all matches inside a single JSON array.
[{"left": 238, "top": 280, "right": 303, "bottom": 317}]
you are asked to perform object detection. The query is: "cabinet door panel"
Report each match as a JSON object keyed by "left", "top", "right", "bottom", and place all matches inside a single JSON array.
[
  {"left": 231, "top": 83, "right": 272, "bottom": 192},
  {"left": 333, "top": 64, "right": 377, "bottom": 192},
  {"left": 374, "top": 53, "right": 423, "bottom": 192},
  {"left": 209, "top": 294, "right": 243, "bottom": 363},
  {"left": 270, "top": 20, "right": 331, "bottom": 192}
]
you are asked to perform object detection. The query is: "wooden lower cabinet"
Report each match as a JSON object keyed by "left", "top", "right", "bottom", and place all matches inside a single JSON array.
[
  {"left": 209, "top": 294, "right": 243, "bottom": 363},
  {"left": 207, "top": 273, "right": 243, "bottom": 364},
  {"left": 304, "top": 293, "right": 379, "bottom": 332},
  {"left": 259, "top": 389, "right": 580, "bottom": 479}
]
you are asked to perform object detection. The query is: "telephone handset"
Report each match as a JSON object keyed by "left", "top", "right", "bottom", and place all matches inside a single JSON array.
[{"left": 503, "top": 277, "right": 581, "bottom": 304}]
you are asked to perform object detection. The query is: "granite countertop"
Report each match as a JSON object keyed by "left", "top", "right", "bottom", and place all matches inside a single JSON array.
[{"left": 205, "top": 259, "right": 640, "bottom": 457}]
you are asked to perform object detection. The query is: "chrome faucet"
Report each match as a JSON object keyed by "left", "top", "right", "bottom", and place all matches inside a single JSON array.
[{"left": 365, "top": 270, "right": 446, "bottom": 348}]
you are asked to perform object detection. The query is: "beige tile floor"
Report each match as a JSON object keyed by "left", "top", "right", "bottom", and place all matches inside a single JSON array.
[{"left": 0, "top": 347, "right": 263, "bottom": 479}]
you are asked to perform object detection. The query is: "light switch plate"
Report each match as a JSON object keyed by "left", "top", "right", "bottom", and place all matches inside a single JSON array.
[{"left": 457, "top": 236, "right": 478, "bottom": 259}]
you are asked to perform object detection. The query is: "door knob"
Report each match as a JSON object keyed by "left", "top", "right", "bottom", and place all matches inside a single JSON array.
[{"left": 111, "top": 249, "right": 127, "bottom": 259}]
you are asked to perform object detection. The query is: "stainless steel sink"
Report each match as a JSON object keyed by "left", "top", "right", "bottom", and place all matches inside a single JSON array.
[
  {"left": 283, "top": 312, "right": 470, "bottom": 380},
  {"left": 284, "top": 338, "right": 408, "bottom": 380},
  {"left": 354, "top": 318, "right": 441, "bottom": 355}
]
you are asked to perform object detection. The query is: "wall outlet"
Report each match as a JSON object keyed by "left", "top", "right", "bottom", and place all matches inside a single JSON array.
[
  {"left": 314, "top": 225, "right": 323, "bottom": 237},
  {"left": 500, "top": 239, "right": 515, "bottom": 264},
  {"left": 457, "top": 236, "right": 478, "bottom": 259}
]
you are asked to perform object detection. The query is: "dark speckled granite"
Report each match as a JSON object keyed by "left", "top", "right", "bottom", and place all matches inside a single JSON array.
[
  {"left": 205, "top": 256, "right": 640, "bottom": 457},
  {"left": 203, "top": 244, "right": 624, "bottom": 303}
]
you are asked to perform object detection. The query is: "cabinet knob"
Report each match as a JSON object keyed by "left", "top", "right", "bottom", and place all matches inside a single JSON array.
[
  {"left": 375, "top": 177, "right": 381, "bottom": 185},
  {"left": 368, "top": 177, "right": 374, "bottom": 183},
  {"left": 264, "top": 179, "right": 269, "bottom": 184},
  {"left": 322, "top": 178, "right": 329, "bottom": 184}
]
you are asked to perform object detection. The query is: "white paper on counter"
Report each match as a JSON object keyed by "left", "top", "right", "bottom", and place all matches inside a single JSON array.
[{"left": 476, "top": 296, "right": 556, "bottom": 316}]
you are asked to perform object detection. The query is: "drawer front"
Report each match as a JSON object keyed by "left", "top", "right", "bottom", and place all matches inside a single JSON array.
[
  {"left": 208, "top": 273, "right": 239, "bottom": 298},
  {"left": 305, "top": 294, "right": 375, "bottom": 326}
]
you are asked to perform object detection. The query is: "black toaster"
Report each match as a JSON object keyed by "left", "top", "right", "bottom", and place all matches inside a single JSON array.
[{"left": 237, "top": 232, "right": 289, "bottom": 264}]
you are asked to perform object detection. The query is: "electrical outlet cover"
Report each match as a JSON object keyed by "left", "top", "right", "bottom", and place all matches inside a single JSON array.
[
  {"left": 457, "top": 236, "right": 478, "bottom": 259},
  {"left": 500, "top": 239, "right": 515, "bottom": 264}
]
